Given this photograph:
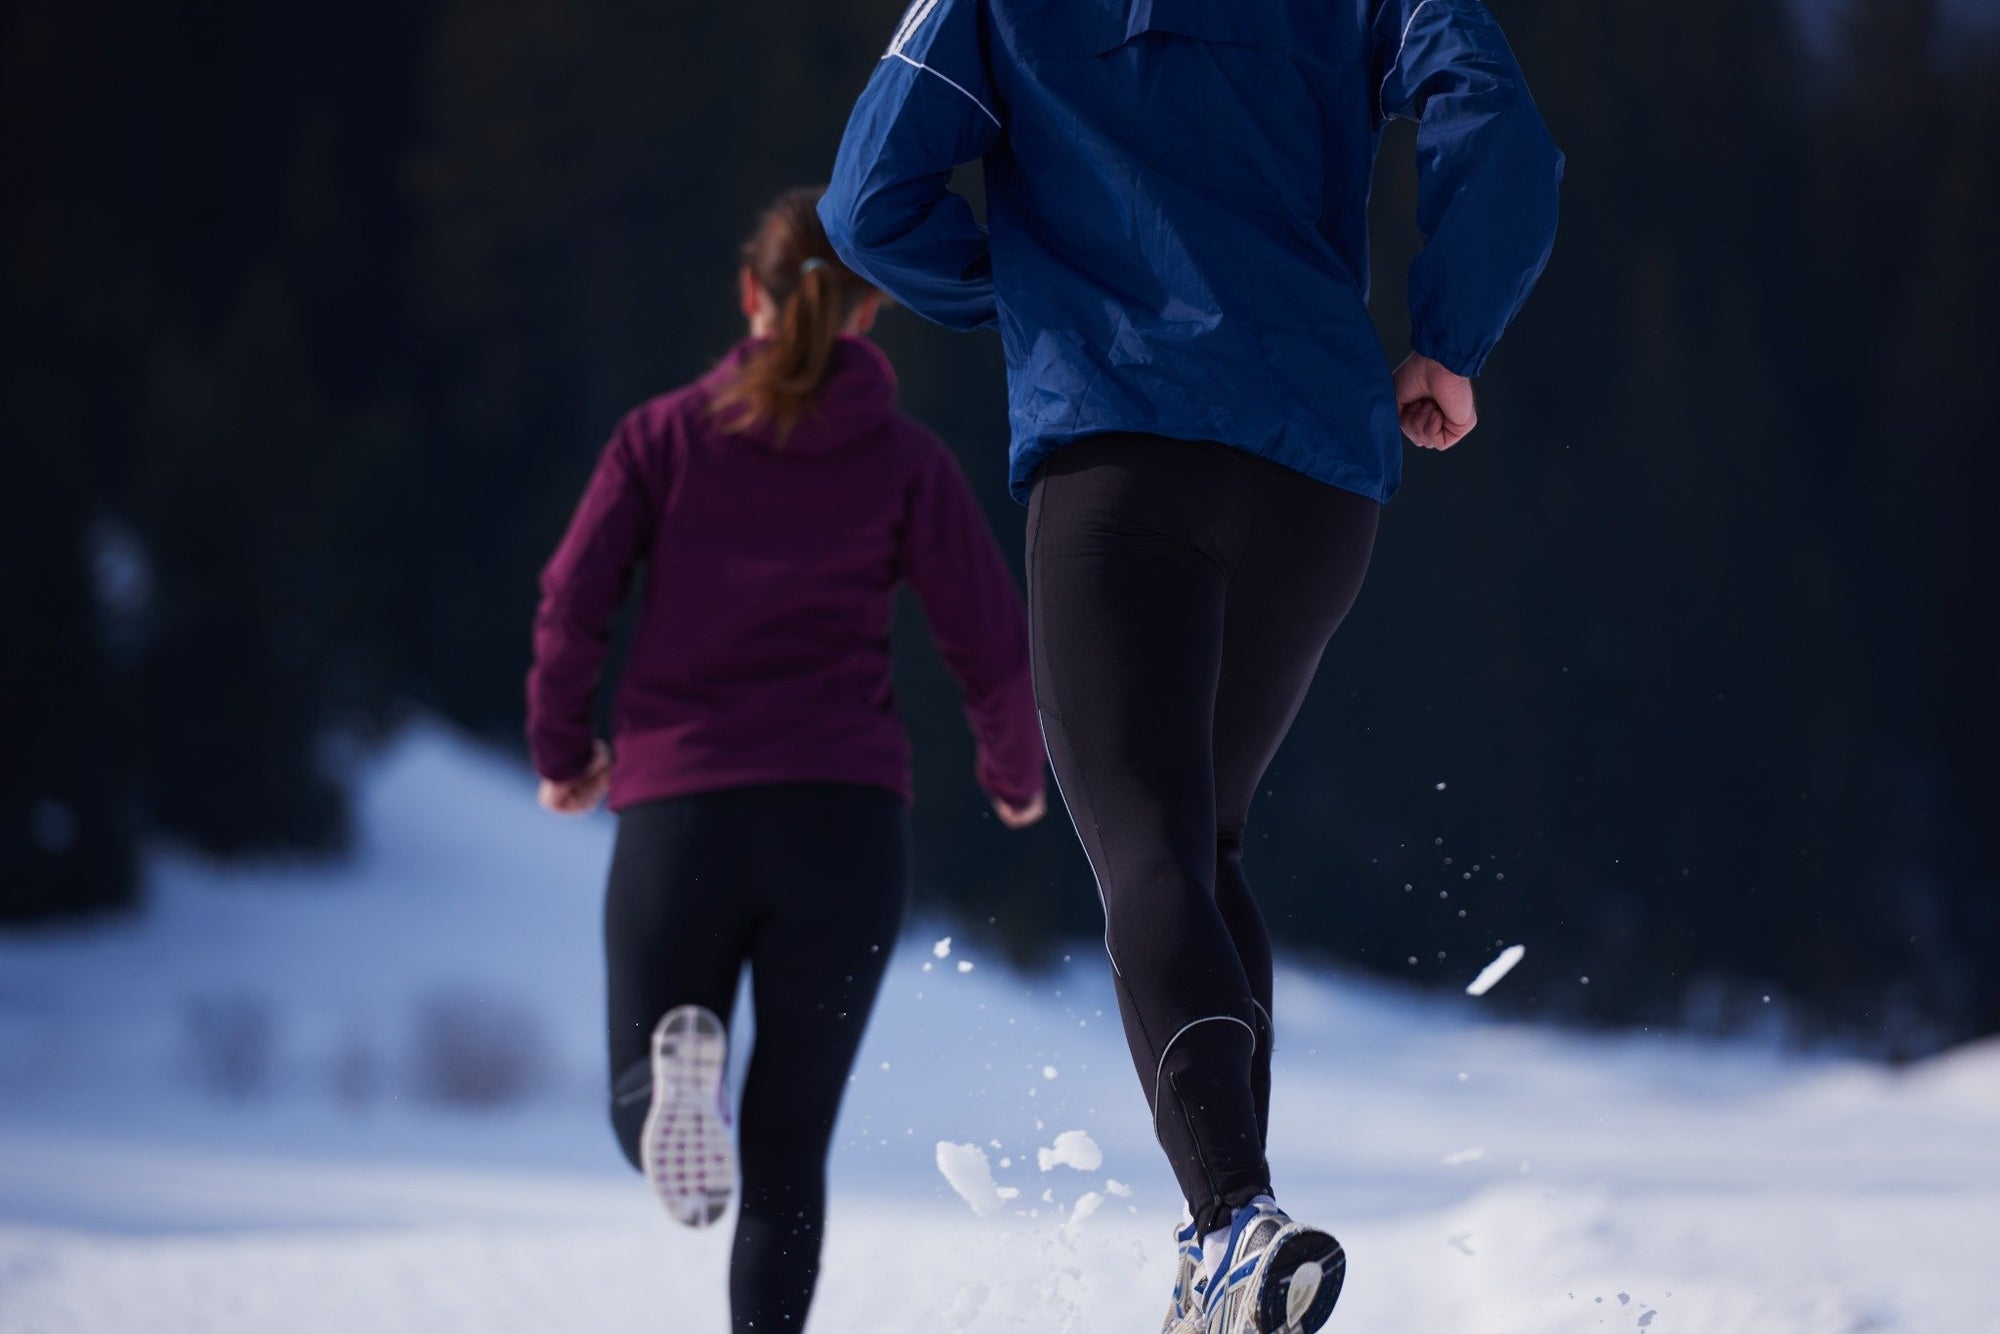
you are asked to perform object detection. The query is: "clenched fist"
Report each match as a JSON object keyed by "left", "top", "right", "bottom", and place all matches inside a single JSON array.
[
  {"left": 1394, "top": 352, "right": 1477, "bottom": 451},
  {"left": 538, "top": 740, "right": 612, "bottom": 815}
]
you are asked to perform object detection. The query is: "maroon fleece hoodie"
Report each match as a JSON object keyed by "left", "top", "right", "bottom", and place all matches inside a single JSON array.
[{"left": 527, "top": 335, "right": 1045, "bottom": 811}]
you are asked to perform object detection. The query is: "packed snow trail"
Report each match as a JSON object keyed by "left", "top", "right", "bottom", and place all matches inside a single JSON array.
[
  {"left": 0, "top": 724, "right": 1994, "bottom": 1332},
  {"left": 0, "top": 1175, "right": 1988, "bottom": 1332}
]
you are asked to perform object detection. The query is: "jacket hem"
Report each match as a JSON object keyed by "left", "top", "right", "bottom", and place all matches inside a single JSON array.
[
  {"left": 1010, "top": 429, "right": 1398, "bottom": 507},
  {"left": 608, "top": 765, "right": 914, "bottom": 812}
]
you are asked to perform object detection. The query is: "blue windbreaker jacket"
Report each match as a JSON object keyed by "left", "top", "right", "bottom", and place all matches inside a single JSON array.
[{"left": 821, "top": 0, "right": 1563, "bottom": 503}]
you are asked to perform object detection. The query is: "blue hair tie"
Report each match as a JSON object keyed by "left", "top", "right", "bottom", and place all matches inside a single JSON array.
[{"left": 800, "top": 257, "right": 829, "bottom": 274}]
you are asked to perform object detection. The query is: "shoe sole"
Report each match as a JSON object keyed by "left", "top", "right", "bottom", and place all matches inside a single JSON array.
[
  {"left": 639, "top": 1004, "right": 734, "bottom": 1228},
  {"left": 1255, "top": 1226, "right": 1346, "bottom": 1334}
]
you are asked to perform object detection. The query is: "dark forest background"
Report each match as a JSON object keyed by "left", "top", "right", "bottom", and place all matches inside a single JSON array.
[{"left": 4, "top": 0, "right": 1996, "bottom": 1056}]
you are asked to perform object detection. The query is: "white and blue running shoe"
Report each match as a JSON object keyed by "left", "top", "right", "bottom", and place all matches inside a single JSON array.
[
  {"left": 1163, "top": 1218, "right": 1209, "bottom": 1333},
  {"left": 1200, "top": 1198, "right": 1345, "bottom": 1334}
]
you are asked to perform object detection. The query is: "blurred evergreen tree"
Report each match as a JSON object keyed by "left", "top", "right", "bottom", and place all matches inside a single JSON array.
[
  {"left": 3, "top": 0, "right": 1996, "bottom": 1049},
  {"left": 1, "top": 0, "right": 431, "bottom": 896},
  {"left": 3, "top": 0, "right": 149, "bottom": 916}
]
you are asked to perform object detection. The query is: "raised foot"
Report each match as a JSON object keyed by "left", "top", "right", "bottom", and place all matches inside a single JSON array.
[
  {"left": 639, "top": 1004, "right": 735, "bottom": 1229},
  {"left": 1258, "top": 1229, "right": 1345, "bottom": 1334}
]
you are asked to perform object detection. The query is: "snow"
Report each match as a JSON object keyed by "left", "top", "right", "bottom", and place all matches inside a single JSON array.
[
  {"left": 1036, "top": 1129, "right": 1104, "bottom": 1175},
  {"left": 1062, "top": 1190, "right": 1104, "bottom": 1240},
  {"left": 943, "top": 1281, "right": 990, "bottom": 1329},
  {"left": 1, "top": 721, "right": 1996, "bottom": 1332},
  {"left": 1465, "top": 943, "right": 1526, "bottom": 997},
  {"left": 936, "top": 1142, "right": 1015, "bottom": 1217}
]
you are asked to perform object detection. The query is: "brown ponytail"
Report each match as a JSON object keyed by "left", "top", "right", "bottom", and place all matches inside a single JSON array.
[{"left": 710, "top": 186, "right": 874, "bottom": 444}]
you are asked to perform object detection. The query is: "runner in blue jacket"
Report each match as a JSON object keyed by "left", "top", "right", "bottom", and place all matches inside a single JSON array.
[{"left": 822, "top": 3, "right": 1561, "bottom": 1330}]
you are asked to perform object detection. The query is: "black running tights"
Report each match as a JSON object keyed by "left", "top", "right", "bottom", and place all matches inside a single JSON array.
[
  {"left": 1026, "top": 434, "right": 1379, "bottom": 1234},
  {"left": 604, "top": 783, "right": 908, "bottom": 1334}
]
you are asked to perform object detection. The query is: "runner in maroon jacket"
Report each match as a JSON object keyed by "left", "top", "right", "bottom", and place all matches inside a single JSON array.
[{"left": 526, "top": 186, "right": 1045, "bottom": 1334}]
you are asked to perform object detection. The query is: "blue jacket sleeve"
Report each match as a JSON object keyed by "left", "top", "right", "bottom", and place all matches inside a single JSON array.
[
  {"left": 1376, "top": 0, "right": 1564, "bottom": 377},
  {"left": 820, "top": 0, "right": 1003, "bottom": 332}
]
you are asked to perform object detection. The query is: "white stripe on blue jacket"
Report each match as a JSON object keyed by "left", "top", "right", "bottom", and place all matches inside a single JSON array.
[{"left": 822, "top": 0, "right": 1564, "bottom": 504}]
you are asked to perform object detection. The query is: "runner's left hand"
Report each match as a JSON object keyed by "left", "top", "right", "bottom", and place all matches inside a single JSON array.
[{"left": 1394, "top": 352, "right": 1477, "bottom": 451}]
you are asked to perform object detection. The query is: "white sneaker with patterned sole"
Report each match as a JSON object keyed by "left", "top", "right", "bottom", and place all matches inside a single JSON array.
[
  {"left": 639, "top": 1004, "right": 735, "bottom": 1228},
  {"left": 1202, "top": 1199, "right": 1346, "bottom": 1334},
  {"left": 1163, "top": 1218, "right": 1209, "bottom": 1333}
]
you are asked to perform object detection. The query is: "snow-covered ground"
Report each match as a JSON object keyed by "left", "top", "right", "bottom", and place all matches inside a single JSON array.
[{"left": 1, "top": 725, "right": 1993, "bottom": 1332}]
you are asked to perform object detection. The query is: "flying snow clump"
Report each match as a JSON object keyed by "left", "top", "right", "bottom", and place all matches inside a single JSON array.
[
  {"left": 936, "top": 1141, "right": 1015, "bottom": 1217},
  {"left": 1465, "top": 944, "right": 1526, "bottom": 997},
  {"left": 1063, "top": 1190, "right": 1106, "bottom": 1240},
  {"left": 1038, "top": 1129, "right": 1105, "bottom": 1173},
  {"left": 943, "top": 1281, "right": 990, "bottom": 1329}
]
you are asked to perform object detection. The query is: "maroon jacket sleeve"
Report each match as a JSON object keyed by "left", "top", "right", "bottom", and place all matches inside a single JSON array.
[
  {"left": 899, "top": 438, "right": 1047, "bottom": 808},
  {"left": 525, "top": 412, "right": 662, "bottom": 782}
]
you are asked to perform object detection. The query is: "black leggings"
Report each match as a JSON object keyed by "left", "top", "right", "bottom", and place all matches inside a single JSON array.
[
  {"left": 604, "top": 783, "right": 908, "bottom": 1334},
  {"left": 1026, "top": 434, "right": 1379, "bottom": 1234}
]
